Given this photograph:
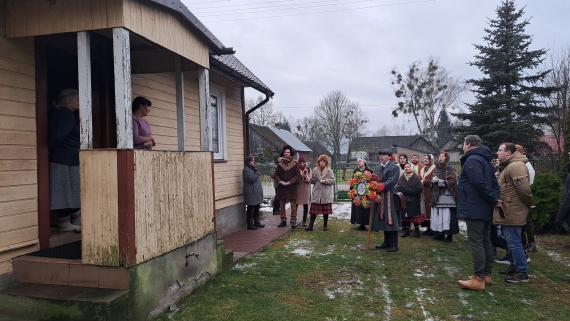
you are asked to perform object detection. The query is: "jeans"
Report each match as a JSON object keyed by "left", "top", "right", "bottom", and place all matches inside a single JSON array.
[
  {"left": 465, "top": 219, "right": 494, "bottom": 278},
  {"left": 503, "top": 226, "right": 528, "bottom": 273}
]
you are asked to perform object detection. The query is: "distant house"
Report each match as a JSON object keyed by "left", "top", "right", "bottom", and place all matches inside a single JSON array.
[
  {"left": 303, "top": 140, "right": 334, "bottom": 165},
  {"left": 248, "top": 124, "right": 312, "bottom": 161},
  {"left": 349, "top": 136, "right": 440, "bottom": 162},
  {"left": 440, "top": 140, "right": 462, "bottom": 162},
  {"left": 539, "top": 135, "right": 564, "bottom": 157}
]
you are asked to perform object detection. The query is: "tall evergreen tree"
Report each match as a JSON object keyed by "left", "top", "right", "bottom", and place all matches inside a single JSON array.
[
  {"left": 453, "top": 0, "right": 554, "bottom": 153},
  {"left": 434, "top": 110, "right": 454, "bottom": 149}
]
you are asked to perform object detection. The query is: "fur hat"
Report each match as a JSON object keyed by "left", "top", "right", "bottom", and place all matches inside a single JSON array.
[
  {"left": 316, "top": 154, "right": 330, "bottom": 166},
  {"left": 280, "top": 145, "right": 295, "bottom": 157}
]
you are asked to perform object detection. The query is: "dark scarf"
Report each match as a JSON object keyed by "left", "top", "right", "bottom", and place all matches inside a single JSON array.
[
  {"left": 246, "top": 163, "right": 258, "bottom": 173},
  {"left": 430, "top": 162, "right": 457, "bottom": 207}
]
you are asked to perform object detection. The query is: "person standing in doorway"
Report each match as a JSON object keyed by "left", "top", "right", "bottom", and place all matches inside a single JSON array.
[
  {"left": 49, "top": 89, "right": 82, "bottom": 232},
  {"left": 132, "top": 96, "right": 155, "bottom": 150}
]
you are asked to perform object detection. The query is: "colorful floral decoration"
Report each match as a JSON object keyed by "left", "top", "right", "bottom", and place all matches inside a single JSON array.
[{"left": 348, "top": 171, "right": 385, "bottom": 208}]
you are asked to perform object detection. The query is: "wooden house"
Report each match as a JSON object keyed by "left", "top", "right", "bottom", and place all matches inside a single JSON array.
[
  {"left": 302, "top": 140, "right": 334, "bottom": 165},
  {"left": 348, "top": 135, "right": 440, "bottom": 162},
  {"left": 248, "top": 123, "right": 311, "bottom": 162},
  {"left": 0, "top": 0, "right": 273, "bottom": 319}
]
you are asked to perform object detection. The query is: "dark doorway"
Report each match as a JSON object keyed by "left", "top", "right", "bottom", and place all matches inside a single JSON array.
[{"left": 36, "top": 32, "right": 116, "bottom": 248}]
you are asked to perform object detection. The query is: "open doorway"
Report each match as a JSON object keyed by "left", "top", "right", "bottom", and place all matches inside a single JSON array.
[{"left": 36, "top": 32, "right": 116, "bottom": 249}]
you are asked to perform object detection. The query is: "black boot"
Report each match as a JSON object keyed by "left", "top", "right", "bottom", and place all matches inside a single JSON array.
[
  {"left": 302, "top": 211, "right": 308, "bottom": 227},
  {"left": 423, "top": 227, "right": 433, "bottom": 236},
  {"left": 277, "top": 219, "right": 287, "bottom": 227},
  {"left": 414, "top": 226, "right": 421, "bottom": 238},
  {"left": 401, "top": 226, "right": 410, "bottom": 238},
  {"left": 247, "top": 219, "right": 258, "bottom": 230},
  {"left": 388, "top": 231, "right": 399, "bottom": 252},
  {"left": 305, "top": 215, "right": 316, "bottom": 231},
  {"left": 445, "top": 234, "right": 453, "bottom": 242},
  {"left": 253, "top": 207, "right": 265, "bottom": 228},
  {"left": 246, "top": 206, "right": 257, "bottom": 230},
  {"left": 322, "top": 215, "right": 328, "bottom": 231},
  {"left": 376, "top": 232, "right": 389, "bottom": 249}
]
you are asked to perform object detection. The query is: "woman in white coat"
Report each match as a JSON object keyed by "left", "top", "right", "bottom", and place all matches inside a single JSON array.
[{"left": 305, "top": 155, "right": 336, "bottom": 231}]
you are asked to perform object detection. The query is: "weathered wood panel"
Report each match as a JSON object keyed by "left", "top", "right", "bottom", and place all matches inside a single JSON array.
[
  {"left": 80, "top": 150, "right": 120, "bottom": 266},
  {"left": 133, "top": 151, "right": 214, "bottom": 264},
  {"left": 5, "top": 0, "right": 123, "bottom": 37},
  {"left": 0, "top": 243, "right": 39, "bottom": 274},
  {"left": 123, "top": 0, "right": 209, "bottom": 68},
  {"left": 0, "top": 0, "right": 38, "bottom": 262}
]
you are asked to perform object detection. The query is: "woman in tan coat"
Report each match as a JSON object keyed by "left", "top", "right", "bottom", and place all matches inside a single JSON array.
[
  {"left": 296, "top": 156, "right": 312, "bottom": 226},
  {"left": 420, "top": 154, "right": 436, "bottom": 235},
  {"left": 305, "top": 155, "right": 336, "bottom": 231}
]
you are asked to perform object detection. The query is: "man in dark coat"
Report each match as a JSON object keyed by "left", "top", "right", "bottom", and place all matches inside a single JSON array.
[
  {"left": 456, "top": 135, "right": 501, "bottom": 291},
  {"left": 373, "top": 149, "right": 401, "bottom": 252}
]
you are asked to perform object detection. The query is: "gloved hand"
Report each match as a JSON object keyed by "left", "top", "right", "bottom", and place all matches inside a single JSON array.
[
  {"left": 438, "top": 179, "right": 447, "bottom": 188},
  {"left": 431, "top": 176, "right": 439, "bottom": 183}
]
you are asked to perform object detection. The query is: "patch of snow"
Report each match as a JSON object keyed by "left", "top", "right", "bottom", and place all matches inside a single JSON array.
[
  {"left": 546, "top": 251, "right": 570, "bottom": 267},
  {"left": 458, "top": 220, "right": 467, "bottom": 232},
  {"left": 380, "top": 276, "right": 392, "bottom": 321},
  {"left": 414, "top": 288, "right": 435, "bottom": 320},
  {"left": 457, "top": 291, "right": 468, "bottom": 306},
  {"left": 233, "top": 263, "right": 256, "bottom": 270},
  {"left": 291, "top": 249, "right": 311, "bottom": 256},
  {"left": 444, "top": 266, "right": 460, "bottom": 278}
]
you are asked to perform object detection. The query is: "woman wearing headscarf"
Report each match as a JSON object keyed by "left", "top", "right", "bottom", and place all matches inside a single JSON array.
[
  {"left": 132, "top": 96, "right": 155, "bottom": 150},
  {"left": 243, "top": 155, "right": 265, "bottom": 230},
  {"left": 274, "top": 145, "right": 300, "bottom": 228},
  {"left": 396, "top": 163, "right": 424, "bottom": 238},
  {"left": 350, "top": 157, "right": 372, "bottom": 230},
  {"left": 296, "top": 156, "right": 312, "bottom": 226},
  {"left": 306, "top": 155, "right": 336, "bottom": 231},
  {"left": 48, "top": 89, "right": 81, "bottom": 232},
  {"left": 430, "top": 151, "right": 459, "bottom": 242},
  {"left": 420, "top": 154, "right": 437, "bottom": 235},
  {"left": 398, "top": 153, "right": 408, "bottom": 175}
]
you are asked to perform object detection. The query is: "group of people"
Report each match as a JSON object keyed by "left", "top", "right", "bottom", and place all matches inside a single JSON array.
[
  {"left": 49, "top": 89, "right": 155, "bottom": 233},
  {"left": 242, "top": 145, "right": 336, "bottom": 231}
]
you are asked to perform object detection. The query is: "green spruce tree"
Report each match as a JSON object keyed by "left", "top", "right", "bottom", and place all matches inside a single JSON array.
[
  {"left": 453, "top": 0, "right": 554, "bottom": 153},
  {"left": 434, "top": 110, "right": 454, "bottom": 149}
]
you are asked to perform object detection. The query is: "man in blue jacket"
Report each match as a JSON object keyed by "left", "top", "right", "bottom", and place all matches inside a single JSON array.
[{"left": 457, "top": 135, "right": 501, "bottom": 291}]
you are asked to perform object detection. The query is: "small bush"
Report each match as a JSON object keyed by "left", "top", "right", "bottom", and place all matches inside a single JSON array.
[{"left": 531, "top": 172, "right": 561, "bottom": 232}]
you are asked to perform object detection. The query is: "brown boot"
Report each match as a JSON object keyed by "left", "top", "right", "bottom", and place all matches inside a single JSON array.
[
  {"left": 484, "top": 273, "right": 492, "bottom": 286},
  {"left": 458, "top": 275, "right": 485, "bottom": 291}
]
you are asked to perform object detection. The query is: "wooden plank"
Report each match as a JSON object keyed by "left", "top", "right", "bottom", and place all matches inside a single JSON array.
[
  {"left": 24, "top": 0, "right": 40, "bottom": 37},
  {"left": 0, "top": 44, "right": 34, "bottom": 65},
  {"left": 0, "top": 147, "right": 36, "bottom": 160},
  {"left": 80, "top": 150, "right": 120, "bottom": 266},
  {"left": 175, "top": 57, "right": 185, "bottom": 151},
  {"left": 106, "top": 0, "right": 124, "bottom": 28},
  {"left": 0, "top": 185, "right": 37, "bottom": 203},
  {"left": 78, "top": 31, "right": 93, "bottom": 149},
  {"left": 0, "top": 160, "right": 36, "bottom": 171},
  {"left": 0, "top": 85, "right": 35, "bottom": 104},
  {"left": 0, "top": 171, "right": 36, "bottom": 187},
  {"left": 0, "top": 130, "right": 36, "bottom": 146},
  {"left": 0, "top": 57, "right": 35, "bottom": 76},
  {"left": 0, "top": 212, "right": 37, "bottom": 233},
  {"left": 91, "top": 0, "right": 108, "bottom": 29},
  {"left": 215, "top": 195, "right": 244, "bottom": 210},
  {"left": 117, "top": 150, "right": 135, "bottom": 267},
  {"left": 198, "top": 68, "right": 210, "bottom": 151},
  {"left": 113, "top": 27, "right": 132, "bottom": 149},
  {"left": 0, "top": 226, "right": 37, "bottom": 251},
  {"left": 0, "top": 114, "right": 35, "bottom": 131},
  {"left": 0, "top": 199, "right": 37, "bottom": 217},
  {"left": 0, "top": 242, "right": 39, "bottom": 261}
]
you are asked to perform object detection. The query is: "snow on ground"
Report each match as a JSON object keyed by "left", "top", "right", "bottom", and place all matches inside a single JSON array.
[{"left": 546, "top": 251, "right": 570, "bottom": 267}]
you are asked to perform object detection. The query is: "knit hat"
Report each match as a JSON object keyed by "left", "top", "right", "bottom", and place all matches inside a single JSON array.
[
  {"left": 298, "top": 155, "right": 306, "bottom": 163},
  {"left": 245, "top": 155, "right": 254, "bottom": 165}
]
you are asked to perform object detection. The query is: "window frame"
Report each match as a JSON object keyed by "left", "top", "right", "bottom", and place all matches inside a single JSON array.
[{"left": 209, "top": 83, "right": 227, "bottom": 160}]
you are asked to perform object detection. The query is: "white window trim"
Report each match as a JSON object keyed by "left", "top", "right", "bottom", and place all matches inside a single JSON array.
[{"left": 210, "top": 83, "right": 227, "bottom": 160}]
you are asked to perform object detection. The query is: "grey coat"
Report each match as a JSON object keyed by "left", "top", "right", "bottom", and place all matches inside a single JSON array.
[
  {"left": 243, "top": 166, "right": 263, "bottom": 206},
  {"left": 372, "top": 161, "right": 401, "bottom": 232},
  {"left": 310, "top": 167, "right": 336, "bottom": 204}
]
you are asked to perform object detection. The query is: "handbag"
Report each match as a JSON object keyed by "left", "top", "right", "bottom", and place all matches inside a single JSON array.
[{"left": 435, "top": 190, "right": 456, "bottom": 208}]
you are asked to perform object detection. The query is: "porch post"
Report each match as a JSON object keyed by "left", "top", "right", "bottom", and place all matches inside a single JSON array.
[
  {"left": 175, "top": 57, "right": 186, "bottom": 151},
  {"left": 113, "top": 27, "right": 133, "bottom": 149},
  {"left": 198, "top": 67, "right": 211, "bottom": 151},
  {"left": 77, "top": 31, "right": 92, "bottom": 149}
]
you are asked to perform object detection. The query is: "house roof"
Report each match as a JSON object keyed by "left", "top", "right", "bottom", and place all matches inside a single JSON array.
[
  {"left": 210, "top": 55, "right": 274, "bottom": 96},
  {"left": 250, "top": 124, "right": 311, "bottom": 152},
  {"left": 351, "top": 136, "right": 423, "bottom": 154},
  {"left": 539, "top": 135, "right": 564, "bottom": 154},
  {"left": 302, "top": 141, "right": 333, "bottom": 158},
  {"left": 149, "top": 0, "right": 234, "bottom": 55}
]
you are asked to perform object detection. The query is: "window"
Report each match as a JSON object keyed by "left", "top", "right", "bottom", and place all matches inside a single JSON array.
[{"left": 209, "top": 84, "right": 226, "bottom": 160}]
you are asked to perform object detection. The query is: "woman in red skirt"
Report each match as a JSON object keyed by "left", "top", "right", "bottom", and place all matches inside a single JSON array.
[{"left": 305, "top": 155, "right": 336, "bottom": 231}]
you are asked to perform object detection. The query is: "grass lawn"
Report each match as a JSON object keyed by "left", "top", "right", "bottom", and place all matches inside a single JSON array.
[{"left": 156, "top": 205, "right": 570, "bottom": 321}]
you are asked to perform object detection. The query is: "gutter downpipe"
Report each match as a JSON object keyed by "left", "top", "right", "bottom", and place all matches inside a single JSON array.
[{"left": 244, "top": 92, "right": 271, "bottom": 157}]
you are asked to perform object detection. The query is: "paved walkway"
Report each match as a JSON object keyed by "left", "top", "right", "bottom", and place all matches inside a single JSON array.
[{"left": 218, "top": 212, "right": 294, "bottom": 260}]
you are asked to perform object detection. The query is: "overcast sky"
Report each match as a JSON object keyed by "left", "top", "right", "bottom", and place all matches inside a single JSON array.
[{"left": 181, "top": 0, "right": 570, "bottom": 133}]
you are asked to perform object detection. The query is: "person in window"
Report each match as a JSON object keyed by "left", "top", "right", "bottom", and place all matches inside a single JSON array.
[
  {"left": 49, "top": 89, "right": 81, "bottom": 232},
  {"left": 243, "top": 155, "right": 265, "bottom": 230},
  {"left": 132, "top": 96, "right": 155, "bottom": 150}
]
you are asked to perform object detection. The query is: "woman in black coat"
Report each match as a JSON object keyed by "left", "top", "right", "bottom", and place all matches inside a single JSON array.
[{"left": 396, "top": 163, "right": 424, "bottom": 238}]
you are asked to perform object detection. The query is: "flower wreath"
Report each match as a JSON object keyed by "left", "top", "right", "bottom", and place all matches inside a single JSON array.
[{"left": 348, "top": 171, "right": 385, "bottom": 208}]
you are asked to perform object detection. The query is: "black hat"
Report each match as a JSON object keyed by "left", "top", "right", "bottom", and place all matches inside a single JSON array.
[
  {"left": 379, "top": 148, "right": 393, "bottom": 156},
  {"left": 245, "top": 155, "right": 254, "bottom": 165}
]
